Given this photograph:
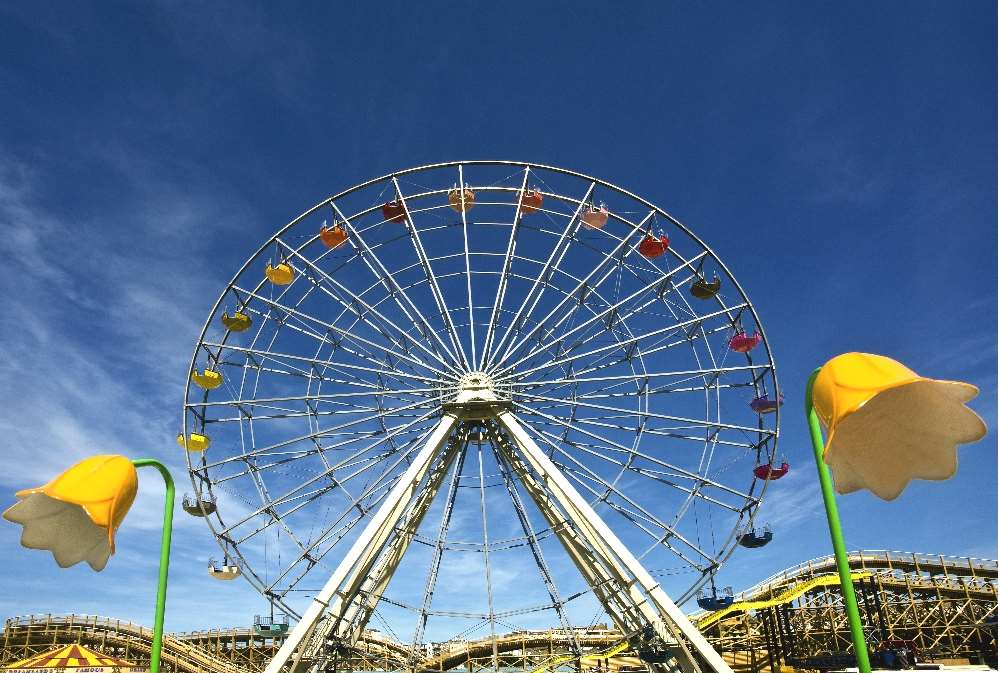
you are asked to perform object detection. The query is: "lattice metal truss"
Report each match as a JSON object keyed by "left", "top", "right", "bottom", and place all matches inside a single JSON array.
[{"left": 700, "top": 551, "right": 998, "bottom": 672}]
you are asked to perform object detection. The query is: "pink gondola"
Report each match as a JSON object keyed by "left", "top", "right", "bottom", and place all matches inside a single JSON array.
[
  {"left": 753, "top": 461, "right": 790, "bottom": 480},
  {"left": 728, "top": 331, "right": 762, "bottom": 353},
  {"left": 581, "top": 203, "right": 608, "bottom": 229},
  {"left": 750, "top": 393, "right": 783, "bottom": 414}
]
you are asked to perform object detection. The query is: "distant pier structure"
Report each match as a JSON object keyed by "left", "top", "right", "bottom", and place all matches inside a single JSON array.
[{"left": 2, "top": 551, "right": 997, "bottom": 672}]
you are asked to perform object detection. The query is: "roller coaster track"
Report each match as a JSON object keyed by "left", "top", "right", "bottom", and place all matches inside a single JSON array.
[
  {"left": 1, "top": 614, "right": 246, "bottom": 673},
  {"left": 0, "top": 614, "right": 408, "bottom": 673},
  {"left": 695, "top": 572, "right": 874, "bottom": 629},
  {"left": 528, "top": 637, "right": 631, "bottom": 673},
  {"left": 2, "top": 551, "right": 995, "bottom": 673}
]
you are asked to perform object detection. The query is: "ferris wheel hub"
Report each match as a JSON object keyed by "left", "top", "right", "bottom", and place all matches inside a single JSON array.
[
  {"left": 456, "top": 371, "right": 495, "bottom": 395},
  {"left": 442, "top": 372, "right": 511, "bottom": 419}
]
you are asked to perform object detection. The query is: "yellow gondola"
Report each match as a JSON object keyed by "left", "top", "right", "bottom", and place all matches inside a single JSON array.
[
  {"left": 265, "top": 262, "right": 295, "bottom": 285},
  {"left": 221, "top": 311, "right": 252, "bottom": 332},
  {"left": 177, "top": 432, "right": 211, "bottom": 452},
  {"left": 192, "top": 369, "right": 223, "bottom": 390}
]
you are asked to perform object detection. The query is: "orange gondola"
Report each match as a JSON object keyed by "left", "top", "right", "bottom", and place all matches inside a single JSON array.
[
  {"left": 448, "top": 187, "right": 476, "bottom": 213},
  {"left": 319, "top": 223, "right": 348, "bottom": 249},
  {"left": 519, "top": 188, "right": 543, "bottom": 215}
]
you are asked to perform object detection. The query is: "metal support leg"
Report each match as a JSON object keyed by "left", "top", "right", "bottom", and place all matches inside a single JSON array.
[
  {"left": 496, "top": 411, "right": 733, "bottom": 673},
  {"left": 264, "top": 412, "right": 461, "bottom": 673}
]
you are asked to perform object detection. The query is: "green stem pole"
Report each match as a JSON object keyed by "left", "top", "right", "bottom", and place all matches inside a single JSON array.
[
  {"left": 805, "top": 369, "right": 872, "bottom": 673},
  {"left": 132, "top": 459, "right": 174, "bottom": 673}
]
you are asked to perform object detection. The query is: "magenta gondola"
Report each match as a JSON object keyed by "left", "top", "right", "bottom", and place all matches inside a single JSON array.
[
  {"left": 729, "top": 331, "right": 762, "bottom": 353},
  {"left": 750, "top": 393, "right": 783, "bottom": 414},
  {"left": 753, "top": 461, "right": 790, "bottom": 480}
]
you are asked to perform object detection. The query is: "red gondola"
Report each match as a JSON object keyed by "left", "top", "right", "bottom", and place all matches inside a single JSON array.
[
  {"left": 382, "top": 199, "right": 407, "bottom": 223},
  {"left": 638, "top": 233, "right": 669, "bottom": 259}
]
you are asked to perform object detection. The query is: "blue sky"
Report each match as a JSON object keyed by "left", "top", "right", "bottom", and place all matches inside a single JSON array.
[{"left": 1, "top": 1, "right": 997, "bottom": 637}]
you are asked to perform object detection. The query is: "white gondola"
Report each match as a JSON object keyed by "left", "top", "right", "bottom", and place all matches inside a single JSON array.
[
  {"left": 209, "top": 557, "right": 241, "bottom": 580},
  {"left": 182, "top": 493, "right": 216, "bottom": 517}
]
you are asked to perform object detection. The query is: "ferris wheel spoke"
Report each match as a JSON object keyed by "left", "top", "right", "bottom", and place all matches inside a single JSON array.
[
  {"left": 487, "top": 181, "right": 596, "bottom": 369},
  {"left": 456, "top": 165, "right": 478, "bottom": 366},
  {"left": 270, "top": 421, "right": 441, "bottom": 597},
  {"left": 231, "top": 285, "right": 456, "bottom": 381},
  {"left": 276, "top": 236, "right": 459, "bottom": 375},
  {"left": 225, "top": 307, "right": 432, "bottom": 395},
  {"left": 505, "top": 357, "right": 772, "bottom": 390},
  {"left": 213, "top": 424, "right": 430, "bottom": 507},
  {"left": 231, "top": 437, "right": 422, "bottom": 549},
  {"left": 495, "top": 210, "right": 653, "bottom": 371},
  {"left": 411, "top": 436, "right": 468, "bottom": 649},
  {"left": 202, "top": 397, "right": 438, "bottom": 471},
  {"left": 522, "top": 418, "right": 749, "bottom": 515},
  {"left": 217, "top": 410, "right": 437, "bottom": 540},
  {"left": 238, "top": 279, "right": 426, "bottom": 390},
  {"left": 511, "top": 401, "right": 756, "bottom": 503},
  {"left": 514, "top": 418, "right": 716, "bottom": 573},
  {"left": 489, "top": 437, "right": 581, "bottom": 640},
  {"left": 478, "top": 167, "right": 530, "bottom": 369},
  {"left": 493, "top": 252, "right": 711, "bottom": 379},
  {"left": 193, "top": 387, "right": 440, "bottom": 409},
  {"left": 392, "top": 177, "right": 471, "bottom": 370},
  {"left": 331, "top": 201, "right": 462, "bottom": 370},
  {"left": 561, "top": 467, "right": 712, "bottom": 572},
  {"left": 203, "top": 341, "right": 443, "bottom": 387},
  {"left": 493, "top": 275, "right": 636, "bottom": 384},
  {"left": 506, "top": 303, "right": 746, "bottom": 382},
  {"left": 207, "top": 405, "right": 434, "bottom": 425},
  {"left": 518, "top": 391, "right": 772, "bottom": 437}
]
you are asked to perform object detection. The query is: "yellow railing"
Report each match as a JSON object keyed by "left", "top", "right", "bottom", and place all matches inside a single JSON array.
[
  {"left": 530, "top": 638, "right": 631, "bottom": 673},
  {"left": 696, "top": 572, "right": 872, "bottom": 629}
]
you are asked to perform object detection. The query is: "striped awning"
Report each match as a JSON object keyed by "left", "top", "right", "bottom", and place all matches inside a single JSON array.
[{"left": 4, "top": 644, "right": 146, "bottom": 671}]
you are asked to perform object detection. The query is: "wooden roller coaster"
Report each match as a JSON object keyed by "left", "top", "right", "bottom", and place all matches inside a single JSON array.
[{"left": 2, "top": 551, "right": 996, "bottom": 673}]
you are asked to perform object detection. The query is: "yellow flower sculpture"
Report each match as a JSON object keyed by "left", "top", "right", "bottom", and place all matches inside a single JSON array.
[
  {"left": 2, "top": 455, "right": 138, "bottom": 570},
  {"left": 812, "top": 353, "right": 987, "bottom": 500}
]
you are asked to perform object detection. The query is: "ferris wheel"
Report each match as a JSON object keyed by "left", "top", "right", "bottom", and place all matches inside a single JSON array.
[{"left": 180, "top": 161, "right": 781, "bottom": 673}]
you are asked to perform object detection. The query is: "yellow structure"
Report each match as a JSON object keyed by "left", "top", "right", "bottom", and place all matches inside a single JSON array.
[
  {"left": 177, "top": 433, "right": 210, "bottom": 452},
  {"left": 192, "top": 369, "right": 223, "bottom": 390},
  {"left": 2, "top": 455, "right": 138, "bottom": 570},
  {"left": 4, "top": 643, "right": 145, "bottom": 671},
  {"left": 812, "top": 352, "right": 987, "bottom": 500},
  {"left": 221, "top": 311, "right": 252, "bottom": 332}
]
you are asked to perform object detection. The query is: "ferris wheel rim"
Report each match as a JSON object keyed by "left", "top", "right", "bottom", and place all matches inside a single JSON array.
[{"left": 181, "top": 160, "right": 781, "bottom": 623}]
